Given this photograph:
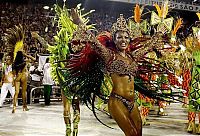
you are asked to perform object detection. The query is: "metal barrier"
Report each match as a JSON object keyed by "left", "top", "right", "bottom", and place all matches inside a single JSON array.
[{"left": 30, "top": 85, "right": 60, "bottom": 104}]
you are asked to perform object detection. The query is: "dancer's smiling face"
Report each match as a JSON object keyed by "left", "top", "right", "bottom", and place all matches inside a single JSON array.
[{"left": 114, "top": 31, "right": 130, "bottom": 51}]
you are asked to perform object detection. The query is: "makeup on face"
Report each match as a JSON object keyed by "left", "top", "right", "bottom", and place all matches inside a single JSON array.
[{"left": 114, "top": 31, "right": 130, "bottom": 51}]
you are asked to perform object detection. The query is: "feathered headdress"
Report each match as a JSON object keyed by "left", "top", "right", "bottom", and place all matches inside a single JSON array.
[
  {"left": 190, "top": 12, "right": 200, "bottom": 52},
  {"left": 151, "top": 1, "right": 173, "bottom": 34},
  {"left": 192, "top": 13, "right": 200, "bottom": 37},
  {"left": 128, "top": 4, "right": 148, "bottom": 38},
  {"left": 154, "top": 1, "right": 168, "bottom": 19},
  {"left": 4, "top": 24, "right": 24, "bottom": 61}
]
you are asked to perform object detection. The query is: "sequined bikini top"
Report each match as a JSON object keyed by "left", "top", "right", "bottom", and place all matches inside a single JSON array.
[{"left": 106, "top": 53, "right": 138, "bottom": 76}]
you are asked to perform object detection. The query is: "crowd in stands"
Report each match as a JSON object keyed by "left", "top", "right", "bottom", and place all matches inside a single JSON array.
[
  {"left": 0, "top": 3, "right": 119, "bottom": 56},
  {"left": 0, "top": 2, "right": 198, "bottom": 56},
  {"left": 89, "top": 12, "right": 117, "bottom": 33},
  {"left": 0, "top": 3, "right": 56, "bottom": 56}
]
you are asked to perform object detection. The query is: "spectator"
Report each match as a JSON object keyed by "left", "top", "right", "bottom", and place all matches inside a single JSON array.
[
  {"left": 42, "top": 57, "right": 54, "bottom": 105},
  {"left": 0, "top": 54, "right": 16, "bottom": 107},
  {"left": 29, "top": 62, "right": 42, "bottom": 103}
]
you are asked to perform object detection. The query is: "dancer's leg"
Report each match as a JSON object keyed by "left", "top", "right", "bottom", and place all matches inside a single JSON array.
[
  {"left": 21, "top": 73, "right": 28, "bottom": 111},
  {"left": 0, "top": 83, "right": 8, "bottom": 107},
  {"left": 62, "top": 91, "right": 71, "bottom": 136},
  {"left": 130, "top": 104, "right": 142, "bottom": 136},
  {"left": 140, "top": 106, "right": 150, "bottom": 126},
  {"left": 72, "top": 98, "right": 80, "bottom": 136},
  {"left": 108, "top": 97, "right": 139, "bottom": 136},
  {"left": 12, "top": 81, "right": 20, "bottom": 113},
  {"left": 187, "top": 112, "right": 196, "bottom": 133}
]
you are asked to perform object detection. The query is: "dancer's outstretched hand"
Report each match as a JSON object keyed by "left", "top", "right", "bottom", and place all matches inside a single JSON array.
[{"left": 71, "top": 8, "right": 82, "bottom": 25}]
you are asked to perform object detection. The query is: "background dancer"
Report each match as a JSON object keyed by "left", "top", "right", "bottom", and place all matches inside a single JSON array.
[
  {"left": 0, "top": 54, "right": 15, "bottom": 108},
  {"left": 5, "top": 25, "right": 36, "bottom": 113}
]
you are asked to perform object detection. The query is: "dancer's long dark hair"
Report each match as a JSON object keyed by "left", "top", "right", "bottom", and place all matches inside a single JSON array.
[{"left": 13, "top": 51, "right": 26, "bottom": 75}]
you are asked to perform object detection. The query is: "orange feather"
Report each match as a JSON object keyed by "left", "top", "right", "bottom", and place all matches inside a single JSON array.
[
  {"left": 134, "top": 4, "right": 141, "bottom": 23},
  {"left": 172, "top": 18, "right": 183, "bottom": 35}
]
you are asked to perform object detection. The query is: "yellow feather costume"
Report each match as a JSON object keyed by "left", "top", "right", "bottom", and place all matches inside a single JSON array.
[{"left": 4, "top": 25, "right": 24, "bottom": 61}]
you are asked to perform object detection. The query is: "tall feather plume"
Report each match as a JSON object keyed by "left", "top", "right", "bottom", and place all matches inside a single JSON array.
[
  {"left": 161, "top": 1, "right": 169, "bottom": 19},
  {"left": 154, "top": 4, "right": 162, "bottom": 18},
  {"left": 134, "top": 4, "right": 141, "bottom": 23},
  {"left": 196, "top": 13, "right": 200, "bottom": 21},
  {"left": 172, "top": 18, "right": 183, "bottom": 35}
]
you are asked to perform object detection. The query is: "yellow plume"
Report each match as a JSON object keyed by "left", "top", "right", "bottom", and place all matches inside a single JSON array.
[
  {"left": 134, "top": 4, "right": 141, "bottom": 23},
  {"left": 172, "top": 18, "right": 183, "bottom": 35},
  {"left": 154, "top": 4, "right": 162, "bottom": 18},
  {"left": 14, "top": 40, "right": 23, "bottom": 60},
  {"left": 196, "top": 13, "right": 200, "bottom": 21},
  {"left": 5, "top": 25, "right": 24, "bottom": 61}
]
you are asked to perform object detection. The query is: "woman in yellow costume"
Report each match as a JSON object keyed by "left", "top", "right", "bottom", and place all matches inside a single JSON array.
[{"left": 5, "top": 25, "right": 36, "bottom": 113}]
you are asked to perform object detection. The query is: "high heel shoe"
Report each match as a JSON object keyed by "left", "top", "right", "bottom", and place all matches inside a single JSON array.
[
  {"left": 73, "top": 127, "right": 78, "bottom": 136},
  {"left": 141, "top": 116, "right": 150, "bottom": 126},
  {"left": 23, "top": 105, "right": 29, "bottom": 111},
  {"left": 73, "top": 110, "right": 80, "bottom": 136},
  {"left": 66, "top": 123, "right": 71, "bottom": 136},
  {"left": 12, "top": 106, "right": 16, "bottom": 113}
]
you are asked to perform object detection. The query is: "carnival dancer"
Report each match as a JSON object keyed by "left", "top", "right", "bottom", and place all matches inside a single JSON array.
[
  {"left": 181, "top": 59, "right": 192, "bottom": 108},
  {"left": 31, "top": 31, "right": 81, "bottom": 136},
  {"left": 4, "top": 25, "right": 36, "bottom": 113},
  {"left": 30, "top": 4, "right": 86, "bottom": 134},
  {"left": 185, "top": 17, "right": 200, "bottom": 133},
  {"left": 69, "top": 5, "right": 171, "bottom": 135},
  {"left": 178, "top": 44, "right": 192, "bottom": 108},
  {"left": 0, "top": 54, "right": 15, "bottom": 107},
  {"left": 150, "top": 2, "right": 185, "bottom": 116}
]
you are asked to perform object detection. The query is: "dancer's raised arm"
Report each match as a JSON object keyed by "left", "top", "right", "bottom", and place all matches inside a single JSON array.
[
  {"left": 131, "top": 33, "right": 164, "bottom": 60},
  {"left": 71, "top": 8, "right": 113, "bottom": 63},
  {"left": 31, "top": 32, "right": 51, "bottom": 48}
]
